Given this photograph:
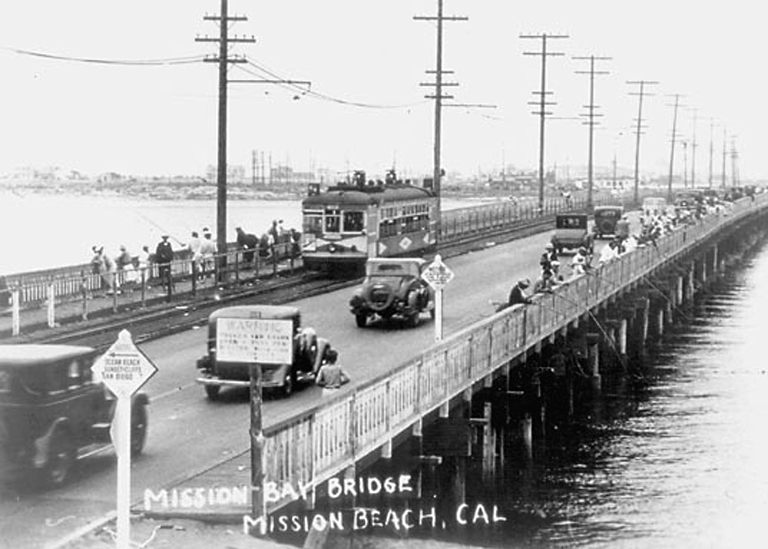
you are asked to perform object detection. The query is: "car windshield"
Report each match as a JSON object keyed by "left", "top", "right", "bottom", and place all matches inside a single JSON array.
[{"left": 366, "top": 262, "right": 420, "bottom": 278}]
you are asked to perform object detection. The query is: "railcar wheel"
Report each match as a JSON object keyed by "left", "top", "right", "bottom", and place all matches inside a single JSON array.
[
  {"left": 205, "top": 384, "right": 221, "bottom": 400},
  {"left": 44, "top": 428, "right": 76, "bottom": 487},
  {"left": 355, "top": 313, "right": 368, "bottom": 328}
]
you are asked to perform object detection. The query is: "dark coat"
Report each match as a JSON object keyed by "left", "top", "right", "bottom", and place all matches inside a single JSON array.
[{"left": 155, "top": 240, "right": 174, "bottom": 264}]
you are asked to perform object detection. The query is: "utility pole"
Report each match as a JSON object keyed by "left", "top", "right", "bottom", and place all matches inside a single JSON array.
[
  {"left": 682, "top": 141, "right": 688, "bottom": 188},
  {"left": 690, "top": 108, "right": 698, "bottom": 188},
  {"left": 573, "top": 54, "right": 611, "bottom": 211},
  {"left": 415, "top": 0, "right": 467, "bottom": 250},
  {"left": 666, "top": 94, "right": 683, "bottom": 201},
  {"left": 721, "top": 127, "right": 727, "bottom": 188},
  {"left": 707, "top": 118, "right": 714, "bottom": 188},
  {"left": 522, "top": 33, "right": 568, "bottom": 214},
  {"left": 196, "top": 0, "right": 254, "bottom": 276},
  {"left": 251, "top": 150, "right": 257, "bottom": 185},
  {"left": 731, "top": 138, "right": 739, "bottom": 186},
  {"left": 627, "top": 80, "right": 658, "bottom": 204}
]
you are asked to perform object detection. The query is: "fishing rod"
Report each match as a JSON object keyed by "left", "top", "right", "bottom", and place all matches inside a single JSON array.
[{"left": 137, "top": 213, "right": 185, "bottom": 247}]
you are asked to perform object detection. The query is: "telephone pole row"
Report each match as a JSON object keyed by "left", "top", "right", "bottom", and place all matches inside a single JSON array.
[
  {"left": 627, "top": 80, "right": 659, "bottom": 204},
  {"left": 521, "top": 33, "right": 568, "bottom": 214},
  {"left": 196, "top": 0, "right": 255, "bottom": 276},
  {"left": 666, "top": 94, "right": 685, "bottom": 201},
  {"left": 414, "top": 0, "right": 468, "bottom": 248},
  {"left": 574, "top": 55, "right": 611, "bottom": 210}
]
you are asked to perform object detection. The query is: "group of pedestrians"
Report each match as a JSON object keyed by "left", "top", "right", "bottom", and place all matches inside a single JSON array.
[{"left": 236, "top": 220, "right": 302, "bottom": 267}]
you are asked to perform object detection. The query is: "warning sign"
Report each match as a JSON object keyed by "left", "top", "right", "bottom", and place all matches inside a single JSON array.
[
  {"left": 216, "top": 317, "right": 293, "bottom": 364},
  {"left": 92, "top": 330, "right": 158, "bottom": 398},
  {"left": 421, "top": 254, "right": 454, "bottom": 291}
]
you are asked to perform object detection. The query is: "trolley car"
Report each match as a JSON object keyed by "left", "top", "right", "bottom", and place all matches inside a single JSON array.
[{"left": 301, "top": 170, "right": 437, "bottom": 276}]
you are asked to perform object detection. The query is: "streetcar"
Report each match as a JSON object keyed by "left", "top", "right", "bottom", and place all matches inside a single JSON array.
[{"left": 301, "top": 170, "right": 437, "bottom": 276}]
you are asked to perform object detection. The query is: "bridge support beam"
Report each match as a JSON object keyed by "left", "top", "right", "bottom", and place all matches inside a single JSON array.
[
  {"left": 631, "top": 297, "right": 649, "bottom": 357},
  {"left": 587, "top": 333, "right": 601, "bottom": 394}
]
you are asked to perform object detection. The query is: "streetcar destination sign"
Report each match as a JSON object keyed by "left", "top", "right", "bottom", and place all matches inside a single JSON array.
[
  {"left": 216, "top": 317, "right": 293, "bottom": 364},
  {"left": 92, "top": 329, "right": 158, "bottom": 399}
]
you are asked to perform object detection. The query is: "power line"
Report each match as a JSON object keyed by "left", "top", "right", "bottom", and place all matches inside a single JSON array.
[{"left": 4, "top": 46, "right": 202, "bottom": 65}]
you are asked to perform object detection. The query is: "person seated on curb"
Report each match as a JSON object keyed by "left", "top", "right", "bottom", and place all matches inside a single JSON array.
[{"left": 315, "top": 348, "right": 349, "bottom": 389}]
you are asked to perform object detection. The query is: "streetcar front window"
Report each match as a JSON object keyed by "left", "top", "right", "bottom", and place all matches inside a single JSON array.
[
  {"left": 303, "top": 212, "right": 323, "bottom": 236},
  {"left": 343, "top": 211, "right": 364, "bottom": 232},
  {"left": 325, "top": 212, "right": 341, "bottom": 233}
]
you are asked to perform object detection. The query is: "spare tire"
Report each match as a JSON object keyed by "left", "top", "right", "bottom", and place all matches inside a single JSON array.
[
  {"left": 599, "top": 220, "right": 614, "bottom": 234},
  {"left": 365, "top": 283, "right": 395, "bottom": 312}
]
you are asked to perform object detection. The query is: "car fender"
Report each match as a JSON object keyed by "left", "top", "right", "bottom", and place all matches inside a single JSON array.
[{"left": 33, "top": 417, "right": 71, "bottom": 469}]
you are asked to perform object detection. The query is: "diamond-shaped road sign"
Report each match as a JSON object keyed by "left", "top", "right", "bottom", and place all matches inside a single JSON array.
[
  {"left": 421, "top": 254, "right": 454, "bottom": 291},
  {"left": 92, "top": 329, "right": 158, "bottom": 399}
]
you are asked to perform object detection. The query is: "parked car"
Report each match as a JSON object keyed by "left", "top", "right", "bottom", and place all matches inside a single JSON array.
[
  {"left": 592, "top": 206, "right": 624, "bottom": 239},
  {"left": 675, "top": 191, "right": 703, "bottom": 209},
  {"left": 349, "top": 258, "right": 435, "bottom": 328},
  {"left": 196, "top": 305, "right": 330, "bottom": 399},
  {"left": 642, "top": 197, "right": 671, "bottom": 217},
  {"left": 551, "top": 214, "right": 594, "bottom": 254},
  {"left": 0, "top": 344, "right": 149, "bottom": 487}
]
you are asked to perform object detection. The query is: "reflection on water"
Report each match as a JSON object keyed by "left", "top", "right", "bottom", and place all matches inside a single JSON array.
[{"left": 307, "top": 242, "right": 768, "bottom": 548}]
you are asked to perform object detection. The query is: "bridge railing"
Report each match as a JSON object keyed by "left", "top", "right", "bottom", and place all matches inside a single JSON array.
[
  {"left": 260, "top": 193, "right": 768, "bottom": 514},
  {"left": 3, "top": 191, "right": 627, "bottom": 313}
]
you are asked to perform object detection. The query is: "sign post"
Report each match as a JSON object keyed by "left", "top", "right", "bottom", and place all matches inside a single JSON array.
[
  {"left": 214, "top": 315, "right": 294, "bottom": 529},
  {"left": 92, "top": 330, "right": 157, "bottom": 549},
  {"left": 421, "top": 254, "right": 455, "bottom": 342}
]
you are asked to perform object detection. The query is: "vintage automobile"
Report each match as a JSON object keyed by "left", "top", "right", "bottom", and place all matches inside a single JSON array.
[
  {"left": 642, "top": 197, "right": 670, "bottom": 217},
  {"left": 196, "top": 305, "right": 330, "bottom": 399},
  {"left": 349, "top": 258, "right": 435, "bottom": 328},
  {"left": 674, "top": 191, "right": 703, "bottom": 209},
  {"left": 0, "top": 344, "right": 149, "bottom": 487},
  {"left": 592, "top": 206, "right": 624, "bottom": 239},
  {"left": 551, "top": 214, "right": 594, "bottom": 254}
]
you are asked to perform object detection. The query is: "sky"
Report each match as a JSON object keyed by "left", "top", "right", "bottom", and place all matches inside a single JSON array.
[{"left": 0, "top": 1, "right": 763, "bottom": 182}]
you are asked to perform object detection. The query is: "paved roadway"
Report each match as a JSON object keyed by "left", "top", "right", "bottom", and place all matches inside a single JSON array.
[{"left": 0, "top": 219, "right": 621, "bottom": 548}]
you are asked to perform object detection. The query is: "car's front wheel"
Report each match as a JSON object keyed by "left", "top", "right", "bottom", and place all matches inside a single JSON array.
[
  {"left": 204, "top": 384, "right": 221, "bottom": 400},
  {"left": 44, "top": 427, "right": 76, "bottom": 487}
]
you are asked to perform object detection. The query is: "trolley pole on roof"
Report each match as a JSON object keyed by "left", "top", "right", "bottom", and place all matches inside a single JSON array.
[
  {"left": 415, "top": 0, "right": 467, "bottom": 250},
  {"left": 521, "top": 33, "right": 568, "bottom": 215},
  {"left": 197, "top": 0, "right": 254, "bottom": 281}
]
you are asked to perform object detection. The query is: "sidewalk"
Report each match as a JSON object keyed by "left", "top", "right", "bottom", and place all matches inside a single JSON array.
[{"left": 0, "top": 258, "right": 303, "bottom": 343}]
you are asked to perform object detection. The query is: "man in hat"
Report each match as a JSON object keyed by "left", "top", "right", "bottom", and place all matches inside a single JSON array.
[
  {"left": 540, "top": 242, "right": 558, "bottom": 273},
  {"left": 497, "top": 278, "right": 532, "bottom": 312},
  {"left": 155, "top": 235, "right": 174, "bottom": 294}
]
